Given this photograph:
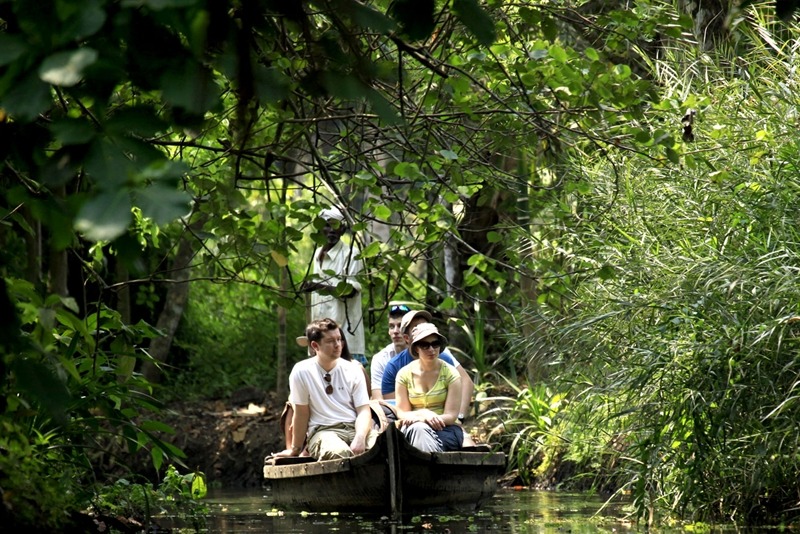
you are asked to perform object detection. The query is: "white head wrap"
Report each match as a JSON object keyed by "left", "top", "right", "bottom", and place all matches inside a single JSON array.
[{"left": 320, "top": 206, "right": 345, "bottom": 222}]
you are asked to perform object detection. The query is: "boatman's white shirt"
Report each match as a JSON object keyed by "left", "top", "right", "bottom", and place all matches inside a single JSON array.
[
  {"left": 288, "top": 358, "right": 369, "bottom": 436},
  {"left": 310, "top": 239, "right": 365, "bottom": 355},
  {"left": 370, "top": 342, "right": 396, "bottom": 390}
]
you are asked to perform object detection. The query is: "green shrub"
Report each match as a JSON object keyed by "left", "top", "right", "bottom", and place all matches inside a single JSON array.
[{"left": 166, "top": 280, "right": 307, "bottom": 400}]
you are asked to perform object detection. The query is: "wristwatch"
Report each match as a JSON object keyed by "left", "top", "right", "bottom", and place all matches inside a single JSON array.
[{"left": 457, "top": 413, "right": 466, "bottom": 423}]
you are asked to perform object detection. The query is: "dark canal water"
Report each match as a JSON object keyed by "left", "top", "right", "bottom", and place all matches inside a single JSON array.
[{"left": 190, "top": 488, "right": 645, "bottom": 533}]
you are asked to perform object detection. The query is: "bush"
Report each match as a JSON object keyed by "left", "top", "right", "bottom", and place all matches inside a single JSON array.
[{"left": 166, "top": 281, "right": 308, "bottom": 400}]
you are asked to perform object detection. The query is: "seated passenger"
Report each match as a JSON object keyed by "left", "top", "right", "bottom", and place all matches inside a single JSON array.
[
  {"left": 370, "top": 302, "right": 410, "bottom": 399},
  {"left": 282, "top": 326, "right": 370, "bottom": 455},
  {"left": 395, "top": 323, "right": 465, "bottom": 452},
  {"left": 381, "top": 310, "right": 474, "bottom": 423},
  {"left": 274, "top": 318, "right": 377, "bottom": 461}
]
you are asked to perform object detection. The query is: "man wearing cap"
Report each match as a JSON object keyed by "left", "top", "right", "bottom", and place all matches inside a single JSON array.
[
  {"left": 370, "top": 302, "right": 412, "bottom": 400},
  {"left": 380, "top": 309, "right": 475, "bottom": 423},
  {"left": 301, "top": 206, "right": 366, "bottom": 366}
]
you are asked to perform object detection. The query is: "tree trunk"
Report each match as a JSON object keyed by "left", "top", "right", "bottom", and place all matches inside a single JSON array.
[
  {"left": 23, "top": 208, "right": 41, "bottom": 287},
  {"left": 276, "top": 267, "right": 288, "bottom": 394},
  {"left": 443, "top": 228, "right": 462, "bottom": 344},
  {"left": 116, "top": 262, "right": 131, "bottom": 324},
  {"left": 141, "top": 231, "right": 196, "bottom": 384},
  {"left": 47, "top": 185, "right": 68, "bottom": 297}
]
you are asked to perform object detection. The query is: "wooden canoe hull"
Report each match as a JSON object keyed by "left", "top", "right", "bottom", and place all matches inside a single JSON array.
[{"left": 263, "top": 424, "right": 506, "bottom": 515}]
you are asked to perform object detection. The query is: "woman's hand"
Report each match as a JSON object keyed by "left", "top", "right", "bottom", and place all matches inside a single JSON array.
[
  {"left": 405, "top": 409, "right": 445, "bottom": 430},
  {"left": 424, "top": 413, "right": 446, "bottom": 430}
]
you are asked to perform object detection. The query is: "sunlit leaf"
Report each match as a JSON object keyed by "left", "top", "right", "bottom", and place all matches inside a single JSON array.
[
  {"left": 39, "top": 48, "right": 99, "bottom": 87},
  {"left": 487, "top": 231, "right": 502, "bottom": 243},
  {"left": 373, "top": 204, "right": 392, "bottom": 221},
  {"left": 191, "top": 474, "right": 208, "bottom": 499},
  {"left": 151, "top": 446, "right": 164, "bottom": 472},
  {"left": 75, "top": 190, "right": 133, "bottom": 242},
  {"left": 360, "top": 241, "right": 382, "bottom": 259},
  {"left": 271, "top": 250, "right": 288, "bottom": 267},
  {"left": 136, "top": 185, "right": 192, "bottom": 225}
]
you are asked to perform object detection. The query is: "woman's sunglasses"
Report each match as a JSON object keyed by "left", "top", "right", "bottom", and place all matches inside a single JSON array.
[{"left": 416, "top": 340, "right": 441, "bottom": 350}]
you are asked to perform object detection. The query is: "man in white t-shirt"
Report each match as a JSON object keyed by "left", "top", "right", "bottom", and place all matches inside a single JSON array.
[
  {"left": 274, "top": 318, "right": 377, "bottom": 460},
  {"left": 370, "top": 303, "right": 411, "bottom": 399}
]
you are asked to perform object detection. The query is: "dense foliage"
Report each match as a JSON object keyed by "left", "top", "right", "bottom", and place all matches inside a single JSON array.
[{"left": 2, "top": 0, "right": 800, "bottom": 529}]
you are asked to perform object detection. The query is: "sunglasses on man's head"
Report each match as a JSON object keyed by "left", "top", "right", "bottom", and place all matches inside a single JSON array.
[
  {"left": 416, "top": 340, "right": 441, "bottom": 350},
  {"left": 390, "top": 304, "right": 410, "bottom": 313},
  {"left": 324, "top": 373, "right": 333, "bottom": 394}
]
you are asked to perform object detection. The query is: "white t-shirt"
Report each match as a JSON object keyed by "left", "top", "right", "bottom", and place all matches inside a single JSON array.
[
  {"left": 310, "top": 239, "right": 365, "bottom": 355},
  {"left": 288, "top": 357, "right": 369, "bottom": 436},
  {"left": 370, "top": 342, "right": 397, "bottom": 391}
]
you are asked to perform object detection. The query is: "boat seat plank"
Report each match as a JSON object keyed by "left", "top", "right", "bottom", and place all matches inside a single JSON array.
[{"left": 265, "top": 456, "right": 318, "bottom": 466}]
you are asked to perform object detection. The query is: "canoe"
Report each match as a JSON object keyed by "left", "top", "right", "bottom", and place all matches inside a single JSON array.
[{"left": 263, "top": 423, "right": 506, "bottom": 516}]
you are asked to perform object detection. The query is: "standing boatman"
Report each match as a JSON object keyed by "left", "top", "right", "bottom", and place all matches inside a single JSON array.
[{"left": 300, "top": 206, "right": 367, "bottom": 366}]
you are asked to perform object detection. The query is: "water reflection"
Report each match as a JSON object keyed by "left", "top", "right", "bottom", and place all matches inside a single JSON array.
[{"left": 200, "top": 488, "right": 639, "bottom": 533}]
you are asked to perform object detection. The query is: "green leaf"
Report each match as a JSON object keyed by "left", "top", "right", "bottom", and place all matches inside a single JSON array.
[
  {"left": 487, "top": 231, "right": 502, "bottom": 243},
  {"left": 373, "top": 204, "right": 392, "bottom": 221},
  {"left": 116, "top": 355, "right": 137, "bottom": 380},
  {"left": 439, "top": 149, "right": 459, "bottom": 160},
  {"left": 63, "top": 1, "right": 106, "bottom": 40},
  {"left": 135, "top": 0, "right": 199, "bottom": 9},
  {"left": 585, "top": 48, "right": 600, "bottom": 62},
  {"left": 59, "top": 296, "right": 80, "bottom": 313},
  {"left": 10, "top": 359, "right": 70, "bottom": 426},
  {"left": 0, "top": 35, "right": 28, "bottom": 66},
  {"left": 0, "top": 71, "right": 52, "bottom": 122},
  {"left": 665, "top": 147, "right": 680, "bottom": 164},
  {"left": 75, "top": 190, "right": 133, "bottom": 242},
  {"left": 598, "top": 265, "right": 616, "bottom": 280},
  {"left": 365, "top": 87, "right": 401, "bottom": 124},
  {"left": 254, "top": 65, "right": 291, "bottom": 103},
  {"left": 84, "top": 138, "right": 135, "bottom": 186},
  {"left": 151, "top": 446, "right": 164, "bottom": 472},
  {"left": 191, "top": 474, "right": 208, "bottom": 499},
  {"left": 388, "top": 0, "right": 435, "bottom": 41},
  {"left": 50, "top": 118, "right": 96, "bottom": 145},
  {"left": 453, "top": 0, "right": 496, "bottom": 46},
  {"left": 140, "top": 420, "right": 177, "bottom": 434},
  {"left": 351, "top": 2, "right": 396, "bottom": 33},
  {"left": 540, "top": 16, "right": 557, "bottom": 41},
  {"left": 360, "top": 241, "right": 382, "bottom": 259},
  {"left": 135, "top": 185, "right": 192, "bottom": 225},
  {"left": 106, "top": 107, "right": 168, "bottom": 137},
  {"left": 548, "top": 45, "right": 567, "bottom": 63},
  {"left": 39, "top": 48, "right": 99, "bottom": 87},
  {"left": 161, "top": 61, "right": 219, "bottom": 114}
]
